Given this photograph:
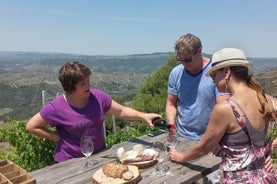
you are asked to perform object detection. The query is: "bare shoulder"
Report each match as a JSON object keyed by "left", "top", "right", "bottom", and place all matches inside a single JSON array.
[
  {"left": 208, "top": 101, "right": 234, "bottom": 132},
  {"left": 211, "top": 101, "right": 232, "bottom": 121}
]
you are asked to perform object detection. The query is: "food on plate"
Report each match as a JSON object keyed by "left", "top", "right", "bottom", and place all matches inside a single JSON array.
[
  {"left": 132, "top": 144, "right": 144, "bottom": 152},
  {"left": 117, "top": 144, "right": 159, "bottom": 164},
  {"left": 102, "top": 162, "right": 134, "bottom": 180},
  {"left": 117, "top": 147, "right": 127, "bottom": 160},
  {"left": 92, "top": 164, "right": 141, "bottom": 184},
  {"left": 122, "top": 170, "right": 134, "bottom": 180}
]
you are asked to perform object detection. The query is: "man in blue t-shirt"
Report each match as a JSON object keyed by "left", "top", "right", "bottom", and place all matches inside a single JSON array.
[
  {"left": 166, "top": 33, "right": 229, "bottom": 183},
  {"left": 166, "top": 33, "right": 229, "bottom": 141}
]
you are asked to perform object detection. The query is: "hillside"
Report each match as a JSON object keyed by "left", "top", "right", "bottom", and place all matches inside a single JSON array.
[
  {"left": 0, "top": 51, "right": 276, "bottom": 121},
  {"left": 255, "top": 70, "right": 277, "bottom": 97}
]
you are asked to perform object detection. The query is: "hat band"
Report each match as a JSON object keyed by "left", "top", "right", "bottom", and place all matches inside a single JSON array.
[{"left": 212, "top": 58, "right": 247, "bottom": 67}]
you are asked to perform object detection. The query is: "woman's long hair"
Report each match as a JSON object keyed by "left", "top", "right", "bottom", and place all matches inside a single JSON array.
[{"left": 231, "top": 66, "right": 275, "bottom": 122}]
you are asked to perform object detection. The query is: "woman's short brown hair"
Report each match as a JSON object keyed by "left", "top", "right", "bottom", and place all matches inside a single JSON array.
[{"left": 58, "top": 61, "right": 91, "bottom": 93}]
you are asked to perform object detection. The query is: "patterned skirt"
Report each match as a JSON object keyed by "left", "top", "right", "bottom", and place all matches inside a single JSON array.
[
  {"left": 222, "top": 168, "right": 277, "bottom": 184},
  {"left": 221, "top": 141, "right": 277, "bottom": 183}
]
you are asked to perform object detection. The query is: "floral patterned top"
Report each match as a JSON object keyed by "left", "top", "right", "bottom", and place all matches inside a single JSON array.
[{"left": 219, "top": 99, "right": 277, "bottom": 184}]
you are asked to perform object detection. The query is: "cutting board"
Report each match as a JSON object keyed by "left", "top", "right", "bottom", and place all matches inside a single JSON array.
[{"left": 92, "top": 165, "right": 141, "bottom": 184}]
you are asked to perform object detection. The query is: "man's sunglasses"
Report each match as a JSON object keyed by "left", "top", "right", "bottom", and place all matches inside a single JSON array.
[{"left": 176, "top": 55, "right": 193, "bottom": 63}]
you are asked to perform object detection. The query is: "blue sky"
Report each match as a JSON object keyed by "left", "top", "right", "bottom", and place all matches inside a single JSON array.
[{"left": 1, "top": 0, "right": 277, "bottom": 57}]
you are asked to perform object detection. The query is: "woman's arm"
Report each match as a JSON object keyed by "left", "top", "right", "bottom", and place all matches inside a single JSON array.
[
  {"left": 268, "top": 95, "right": 277, "bottom": 150},
  {"left": 26, "top": 113, "right": 60, "bottom": 142},
  {"left": 106, "top": 100, "right": 161, "bottom": 127},
  {"left": 169, "top": 103, "right": 230, "bottom": 163}
]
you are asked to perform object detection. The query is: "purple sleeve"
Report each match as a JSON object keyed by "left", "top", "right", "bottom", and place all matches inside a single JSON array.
[
  {"left": 39, "top": 95, "right": 65, "bottom": 126},
  {"left": 90, "top": 89, "right": 112, "bottom": 112},
  {"left": 39, "top": 100, "right": 59, "bottom": 126}
]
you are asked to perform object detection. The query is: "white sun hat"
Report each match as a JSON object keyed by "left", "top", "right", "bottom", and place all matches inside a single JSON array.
[{"left": 206, "top": 48, "right": 252, "bottom": 76}]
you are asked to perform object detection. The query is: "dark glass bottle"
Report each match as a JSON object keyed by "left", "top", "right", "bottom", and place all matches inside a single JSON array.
[{"left": 152, "top": 117, "right": 175, "bottom": 129}]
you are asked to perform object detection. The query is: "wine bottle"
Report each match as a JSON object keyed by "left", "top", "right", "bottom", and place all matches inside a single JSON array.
[{"left": 152, "top": 117, "right": 175, "bottom": 129}]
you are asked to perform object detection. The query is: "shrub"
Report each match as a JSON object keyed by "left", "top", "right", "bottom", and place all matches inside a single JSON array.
[
  {"left": 105, "top": 123, "right": 155, "bottom": 147},
  {"left": 0, "top": 119, "right": 55, "bottom": 171}
]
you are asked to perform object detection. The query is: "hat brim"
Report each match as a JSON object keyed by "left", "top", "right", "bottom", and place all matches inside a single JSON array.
[{"left": 206, "top": 60, "right": 252, "bottom": 77}]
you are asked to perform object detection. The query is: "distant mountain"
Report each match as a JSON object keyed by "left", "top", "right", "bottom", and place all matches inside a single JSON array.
[
  {"left": 0, "top": 51, "right": 276, "bottom": 121},
  {"left": 0, "top": 51, "right": 275, "bottom": 75},
  {"left": 0, "top": 51, "right": 173, "bottom": 75}
]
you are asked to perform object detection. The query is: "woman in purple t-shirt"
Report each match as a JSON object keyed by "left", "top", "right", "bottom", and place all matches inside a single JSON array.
[{"left": 26, "top": 61, "right": 161, "bottom": 163}]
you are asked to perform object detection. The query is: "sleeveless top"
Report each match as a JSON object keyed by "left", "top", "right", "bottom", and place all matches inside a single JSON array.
[
  {"left": 220, "top": 99, "right": 268, "bottom": 149},
  {"left": 219, "top": 99, "right": 277, "bottom": 184}
]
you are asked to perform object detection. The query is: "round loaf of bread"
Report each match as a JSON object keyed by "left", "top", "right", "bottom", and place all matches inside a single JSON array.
[
  {"left": 102, "top": 162, "right": 128, "bottom": 179},
  {"left": 92, "top": 164, "right": 141, "bottom": 184}
]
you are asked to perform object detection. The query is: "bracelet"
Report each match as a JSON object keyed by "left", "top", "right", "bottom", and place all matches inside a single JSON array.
[{"left": 169, "top": 124, "right": 176, "bottom": 129}]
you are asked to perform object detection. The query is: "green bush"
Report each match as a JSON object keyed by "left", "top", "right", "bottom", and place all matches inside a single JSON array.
[
  {"left": 105, "top": 123, "right": 155, "bottom": 147},
  {"left": 0, "top": 119, "right": 55, "bottom": 171}
]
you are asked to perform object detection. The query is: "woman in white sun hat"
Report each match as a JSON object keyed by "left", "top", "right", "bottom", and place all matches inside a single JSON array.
[{"left": 169, "top": 48, "right": 277, "bottom": 183}]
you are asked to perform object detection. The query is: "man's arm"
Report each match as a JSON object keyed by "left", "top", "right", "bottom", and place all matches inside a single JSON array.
[{"left": 166, "top": 94, "right": 178, "bottom": 125}]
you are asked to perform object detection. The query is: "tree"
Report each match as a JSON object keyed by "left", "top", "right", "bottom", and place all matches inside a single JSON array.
[{"left": 131, "top": 55, "right": 178, "bottom": 113}]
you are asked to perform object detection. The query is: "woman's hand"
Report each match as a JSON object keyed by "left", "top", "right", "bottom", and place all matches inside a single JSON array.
[
  {"left": 272, "top": 138, "right": 277, "bottom": 150},
  {"left": 264, "top": 155, "right": 274, "bottom": 172},
  {"left": 143, "top": 113, "right": 162, "bottom": 127}
]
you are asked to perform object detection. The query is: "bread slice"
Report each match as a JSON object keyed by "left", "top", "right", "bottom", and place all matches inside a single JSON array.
[
  {"left": 122, "top": 170, "right": 134, "bottom": 180},
  {"left": 92, "top": 164, "right": 141, "bottom": 184}
]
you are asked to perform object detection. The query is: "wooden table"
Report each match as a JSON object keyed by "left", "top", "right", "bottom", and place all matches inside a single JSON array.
[{"left": 31, "top": 133, "right": 221, "bottom": 184}]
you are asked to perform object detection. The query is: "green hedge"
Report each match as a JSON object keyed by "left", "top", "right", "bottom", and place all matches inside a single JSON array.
[{"left": 0, "top": 119, "right": 55, "bottom": 171}]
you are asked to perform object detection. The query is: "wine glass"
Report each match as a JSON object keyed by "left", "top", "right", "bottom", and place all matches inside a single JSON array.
[
  {"left": 152, "top": 141, "right": 169, "bottom": 176},
  {"left": 80, "top": 136, "right": 98, "bottom": 168},
  {"left": 165, "top": 129, "right": 179, "bottom": 150}
]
